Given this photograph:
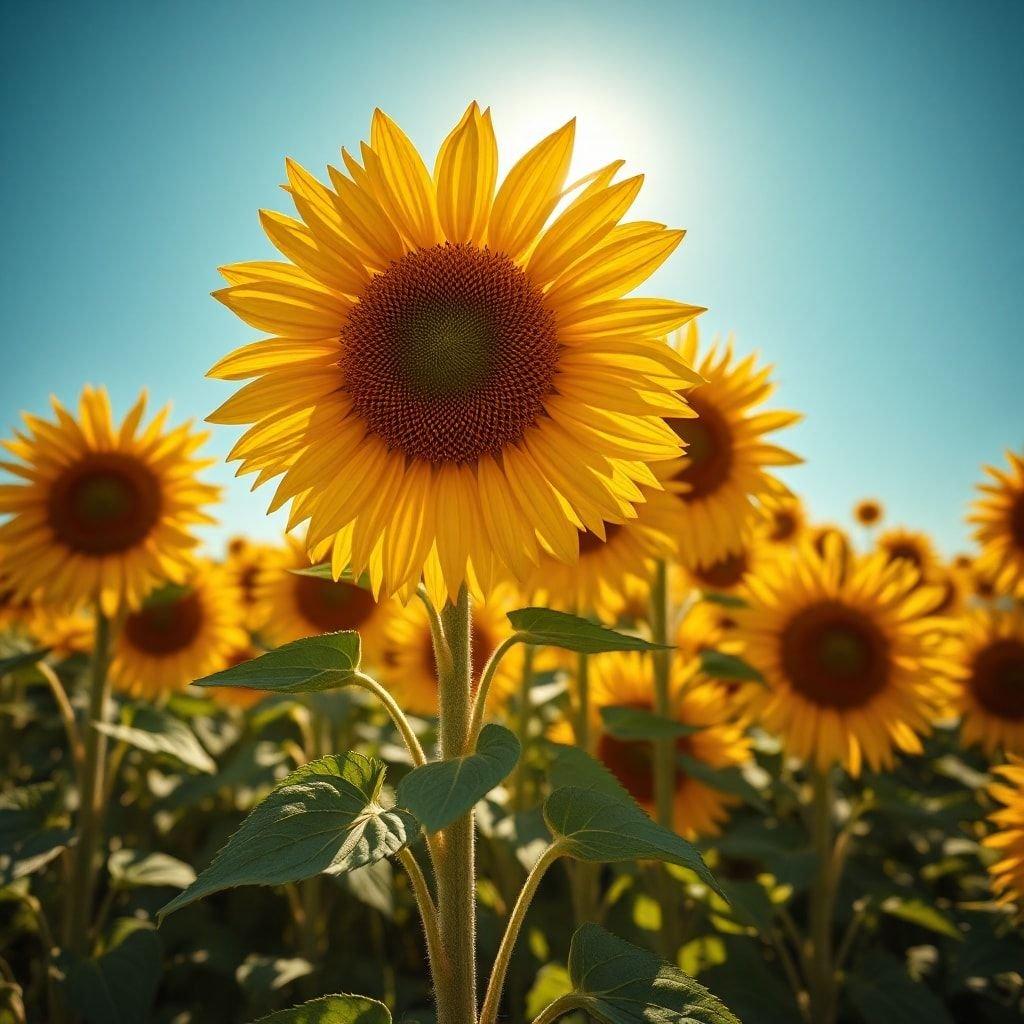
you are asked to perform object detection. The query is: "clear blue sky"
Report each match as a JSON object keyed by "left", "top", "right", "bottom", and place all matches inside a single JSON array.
[{"left": 2, "top": 1, "right": 1021, "bottom": 556}]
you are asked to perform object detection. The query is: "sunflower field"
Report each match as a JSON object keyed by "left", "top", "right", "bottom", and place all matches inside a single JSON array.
[{"left": 2, "top": 96, "right": 1023, "bottom": 1024}]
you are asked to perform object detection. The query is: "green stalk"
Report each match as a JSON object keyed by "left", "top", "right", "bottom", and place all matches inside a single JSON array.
[
  {"left": 809, "top": 769, "right": 837, "bottom": 1024},
  {"left": 650, "top": 560, "right": 674, "bottom": 828},
  {"left": 64, "top": 606, "right": 111, "bottom": 955},
  {"left": 434, "top": 586, "right": 477, "bottom": 1024},
  {"left": 511, "top": 643, "right": 536, "bottom": 812}
]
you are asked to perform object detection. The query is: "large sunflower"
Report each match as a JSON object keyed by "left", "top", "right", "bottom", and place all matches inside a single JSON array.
[
  {"left": 254, "top": 535, "right": 389, "bottom": 655},
  {"left": 0, "top": 388, "right": 219, "bottom": 614},
  {"left": 378, "top": 584, "right": 523, "bottom": 717},
  {"left": 110, "top": 563, "right": 247, "bottom": 700},
  {"left": 970, "top": 449, "right": 1024, "bottom": 599},
  {"left": 734, "top": 539, "right": 953, "bottom": 775},
  {"left": 207, "top": 104, "right": 704, "bottom": 606},
  {"left": 950, "top": 609, "right": 1024, "bottom": 756},
  {"left": 585, "top": 652, "right": 751, "bottom": 839},
  {"left": 664, "top": 323, "right": 801, "bottom": 569},
  {"left": 984, "top": 756, "right": 1024, "bottom": 907}
]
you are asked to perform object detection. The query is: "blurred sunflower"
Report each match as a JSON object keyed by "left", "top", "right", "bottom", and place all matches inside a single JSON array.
[
  {"left": 679, "top": 532, "right": 774, "bottom": 597},
  {"left": 970, "top": 449, "right": 1024, "bottom": 599},
  {"left": 664, "top": 324, "right": 801, "bottom": 570},
  {"left": 522, "top": 486, "right": 680, "bottom": 621},
  {"left": 254, "top": 535, "right": 389, "bottom": 653},
  {"left": 584, "top": 652, "right": 751, "bottom": 839},
  {"left": 0, "top": 387, "right": 219, "bottom": 614},
  {"left": 876, "top": 527, "right": 939, "bottom": 581},
  {"left": 223, "top": 536, "right": 274, "bottom": 632},
  {"left": 110, "top": 564, "right": 247, "bottom": 699},
  {"left": 208, "top": 104, "right": 704, "bottom": 605},
  {"left": 984, "top": 756, "right": 1024, "bottom": 907},
  {"left": 379, "top": 584, "right": 523, "bottom": 717},
  {"left": 734, "top": 538, "right": 953, "bottom": 775},
  {"left": 950, "top": 609, "right": 1024, "bottom": 756},
  {"left": 203, "top": 639, "right": 270, "bottom": 710},
  {"left": 758, "top": 495, "right": 805, "bottom": 547},
  {"left": 0, "top": 561, "right": 32, "bottom": 634},
  {"left": 28, "top": 607, "right": 93, "bottom": 659},
  {"left": 807, "top": 524, "right": 854, "bottom": 581},
  {"left": 853, "top": 498, "right": 883, "bottom": 527}
]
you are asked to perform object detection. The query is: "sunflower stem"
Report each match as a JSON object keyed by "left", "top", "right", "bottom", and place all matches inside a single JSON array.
[
  {"left": 809, "top": 768, "right": 837, "bottom": 1024},
  {"left": 433, "top": 585, "right": 477, "bottom": 1024},
  {"left": 64, "top": 605, "right": 112, "bottom": 956},
  {"left": 650, "top": 559, "right": 675, "bottom": 828}
]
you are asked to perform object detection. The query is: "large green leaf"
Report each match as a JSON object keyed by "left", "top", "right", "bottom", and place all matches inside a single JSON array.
[
  {"left": 697, "top": 650, "right": 763, "bottom": 684},
  {"left": 676, "top": 754, "right": 769, "bottom": 813},
  {"left": 544, "top": 787, "right": 723, "bottom": 896},
  {"left": 197, "top": 631, "right": 361, "bottom": 693},
  {"left": 0, "top": 648, "right": 50, "bottom": 675},
  {"left": 396, "top": 723, "right": 520, "bottom": 832},
  {"left": 600, "top": 705, "right": 702, "bottom": 740},
  {"left": 846, "top": 950, "right": 955, "bottom": 1024},
  {"left": 507, "top": 608, "right": 670, "bottom": 654},
  {"left": 563, "top": 923, "right": 740, "bottom": 1023},
  {"left": 249, "top": 994, "right": 391, "bottom": 1023},
  {"left": 60, "top": 919, "right": 161, "bottom": 1024},
  {"left": 0, "top": 782, "right": 73, "bottom": 885},
  {"left": 159, "top": 753, "right": 417, "bottom": 920},
  {"left": 547, "top": 744, "right": 634, "bottom": 801},
  {"left": 108, "top": 850, "right": 195, "bottom": 890},
  {"left": 94, "top": 706, "right": 215, "bottom": 774}
]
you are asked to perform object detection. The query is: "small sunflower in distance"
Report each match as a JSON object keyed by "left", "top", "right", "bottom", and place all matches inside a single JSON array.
[
  {"left": 587, "top": 652, "right": 751, "bottom": 839},
  {"left": 110, "top": 564, "right": 247, "bottom": 699},
  {"left": 734, "top": 538, "right": 953, "bottom": 775},
  {"left": 208, "top": 104, "right": 704, "bottom": 605},
  {"left": 0, "top": 388, "right": 219, "bottom": 614},
  {"left": 853, "top": 498, "right": 883, "bottom": 527},
  {"left": 876, "top": 526, "right": 939, "bottom": 581},
  {"left": 984, "top": 756, "right": 1024, "bottom": 907},
  {"left": 679, "top": 531, "right": 774, "bottom": 598},
  {"left": 254, "top": 535, "right": 389, "bottom": 655},
  {"left": 664, "top": 323, "right": 801, "bottom": 570},
  {"left": 379, "top": 585, "right": 523, "bottom": 717},
  {"left": 223, "top": 535, "right": 274, "bottom": 632},
  {"left": 950, "top": 609, "right": 1024, "bottom": 756},
  {"left": 970, "top": 449, "right": 1024, "bottom": 599},
  {"left": 758, "top": 495, "right": 805, "bottom": 547}
]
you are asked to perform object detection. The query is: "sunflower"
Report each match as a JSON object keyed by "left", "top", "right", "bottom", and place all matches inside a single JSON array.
[
  {"left": 733, "top": 538, "right": 953, "bottom": 775},
  {"left": 757, "top": 495, "right": 805, "bottom": 547},
  {"left": 853, "top": 499, "right": 883, "bottom": 527},
  {"left": 876, "top": 527, "right": 939, "bottom": 582},
  {"left": 970, "top": 449, "right": 1024, "bottom": 599},
  {"left": 0, "top": 387, "right": 219, "bottom": 614},
  {"left": 584, "top": 652, "right": 751, "bottom": 839},
  {"left": 27, "top": 607, "right": 94, "bottom": 659},
  {"left": 984, "top": 756, "right": 1024, "bottom": 907},
  {"left": 203, "top": 639, "right": 270, "bottom": 710},
  {"left": 254, "top": 535, "right": 389, "bottom": 657},
  {"left": 110, "top": 564, "right": 247, "bottom": 700},
  {"left": 949, "top": 609, "right": 1024, "bottom": 756},
  {"left": 806, "top": 524, "right": 854, "bottom": 582},
  {"left": 662, "top": 324, "right": 801, "bottom": 570},
  {"left": 678, "top": 531, "right": 775, "bottom": 598},
  {"left": 0, "top": 560, "right": 33, "bottom": 635},
  {"left": 207, "top": 104, "right": 704, "bottom": 606},
  {"left": 522, "top": 485, "right": 681, "bottom": 622},
  {"left": 223, "top": 535, "right": 274, "bottom": 632},
  {"left": 378, "top": 584, "right": 524, "bottom": 717}
]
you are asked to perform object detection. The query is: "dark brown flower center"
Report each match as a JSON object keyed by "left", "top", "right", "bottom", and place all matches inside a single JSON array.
[
  {"left": 578, "top": 522, "right": 623, "bottom": 556},
  {"left": 124, "top": 586, "right": 203, "bottom": 656},
  {"left": 341, "top": 242, "right": 559, "bottom": 465},
  {"left": 293, "top": 576, "right": 377, "bottom": 634},
  {"left": 47, "top": 453, "right": 161, "bottom": 556},
  {"left": 780, "top": 601, "right": 889, "bottom": 709},
  {"left": 668, "top": 395, "right": 734, "bottom": 500},
  {"left": 693, "top": 551, "right": 749, "bottom": 590},
  {"left": 768, "top": 509, "right": 798, "bottom": 542},
  {"left": 856, "top": 502, "right": 881, "bottom": 525},
  {"left": 1009, "top": 492, "right": 1024, "bottom": 549},
  {"left": 885, "top": 541, "right": 925, "bottom": 570},
  {"left": 970, "top": 639, "right": 1024, "bottom": 721}
]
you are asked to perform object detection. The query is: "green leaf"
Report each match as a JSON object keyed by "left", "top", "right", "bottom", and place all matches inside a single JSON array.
[
  {"left": 698, "top": 650, "right": 763, "bottom": 683},
  {"left": 94, "top": 706, "right": 215, "bottom": 774},
  {"left": 547, "top": 743, "right": 634, "bottom": 802},
  {"left": 108, "top": 850, "right": 196, "bottom": 890},
  {"left": 700, "top": 592, "right": 747, "bottom": 609},
  {"left": 236, "top": 955, "right": 313, "bottom": 1000},
  {"left": 158, "top": 753, "right": 417, "bottom": 920},
  {"left": 565, "top": 923, "right": 740, "bottom": 1023},
  {"left": 0, "top": 782, "right": 73, "bottom": 885},
  {"left": 676, "top": 754, "right": 769, "bottom": 813},
  {"left": 526, "top": 963, "right": 573, "bottom": 1020},
  {"left": 881, "top": 896, "right": 963, "bottom": 940},
  {"left": 846, "top": 950, "right": 955, "bottom": 1024},
  {"left": 396, "top": 723, "right": 520, "bottom": 832},
  {"left": 60, "top": 919, "right": 161, "bottom": 1024},
  {"left": 197, "top": 631, "right": 361, "bottom": 693},
  {"left": 600, "top": 705, "right": 702, "bottom": 741},
  {"left": 0, "top": 648, "right": 50, "bottom": 675},
  {"left": 249, "top": 994, "right": 391, "bottom": 1023},
  {"left": 544, "top": 787, "right": 723, "bottom": 897},
  {"left": 507, "top": 608, "right": 670, "bottom": 654}
]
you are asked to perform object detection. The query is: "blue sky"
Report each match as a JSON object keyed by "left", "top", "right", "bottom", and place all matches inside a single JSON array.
[{"left": 2, "top": 1, "right": 1021, "bottom": 555}]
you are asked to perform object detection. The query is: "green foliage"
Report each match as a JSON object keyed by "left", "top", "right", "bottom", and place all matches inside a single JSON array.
[
  {"left": 94, "top": 705, "right": 216, "bottom": 774},
  {"left": 249, "top": 994, "right": 391, "bottom": 1023},
  {"left": 108, "top": 849, "right": 196, "bottom": 890},
  {"left": 846, "top": 950, "right": 956, "bottom": 1024},
  {"left": 197, "top": 631, "right": 361, "bottom": 693},
  {"left": 396, "top": 723, "right": 520, "bottom": 832},
  {"left": 697, "top": 650, "right": 763, "bottom": 683},
  {"left": 0, "top": 781, "right": 73, "bottom": 884},
  {"left": 599, "top": 705, "right": 702, "bottom": 740},
  {"left": 159, "top": 753, "right": 418, "bottom": 919},
  {"left": 676, "top": 754, "right": 769, "bottom": 813},
  {"left": 507, "top": 608, "right": 671, "bottom": 653}
]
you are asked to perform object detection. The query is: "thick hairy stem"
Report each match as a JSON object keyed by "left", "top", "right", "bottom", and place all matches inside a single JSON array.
[
  {"left": 809, "top": 770, "right": 837, "bottom": 1024},
  {"left": 399, "top": 848, "right": 442, "bottom": 971},
  {"left": 480, "top": 842, "right": 565, "bottom": 1024},
  {"left": 650, "top": 560, "right": 674, "bottom": 828},
  {"left": 433, "top": 586, "right": 477, "bottom": 1024},
  {"left": 64, "top": 607, "right": 111, "bottom": 955}
]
